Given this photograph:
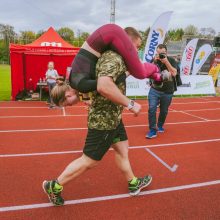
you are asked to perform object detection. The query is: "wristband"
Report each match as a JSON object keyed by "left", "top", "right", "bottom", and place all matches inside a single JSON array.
[{"left": 82, "top": 97, "right": 90, "bottom": 101}]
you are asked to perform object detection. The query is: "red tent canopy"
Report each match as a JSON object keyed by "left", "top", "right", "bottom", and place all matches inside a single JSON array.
[{"left": 10, "top": 27, "right": 80, "bottom": 100}]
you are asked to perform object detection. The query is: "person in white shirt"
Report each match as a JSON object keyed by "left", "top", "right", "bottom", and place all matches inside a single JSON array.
[{"left": 45, "top": 61, "right": 59, "bottom": 107}]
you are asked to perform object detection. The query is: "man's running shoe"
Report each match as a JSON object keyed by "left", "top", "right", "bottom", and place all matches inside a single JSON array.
[
  {"left": 42, "top": 180, "right": 64, "bottom": 206},
  {"left": 158, "top": 126, "right": 165, "bottom": 133},
  {"left": 146, "top": 130, "right": 157, "bottom": 139},
  {"left": 129, "top": 175, "right": 152, "bottom": 196}
]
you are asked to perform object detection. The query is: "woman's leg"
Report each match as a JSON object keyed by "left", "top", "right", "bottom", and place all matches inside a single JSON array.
[{"left": 86, "top": 24, "right": 161, "bottom": 81}]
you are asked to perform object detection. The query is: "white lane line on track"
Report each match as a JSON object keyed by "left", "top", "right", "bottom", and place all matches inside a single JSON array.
[
  {"left": 145, "top": 148, "right": 178, "bottom": 172},
  {"left": 62, "top": 107, "right": 66, "bottom": 116},
  {"left": 1, "top": 138, "right": 220, "bottom": 158},
  {"left": 0, "top": 111, "right": 148, "bottom": 119},
  {"left": 171, "top": 101, "right": 220, "bottom": 105},
  {"left": 0, "top": 100, "right": 220, "bottom": 109},
  {"left": 1, "top": 108, "right": 220, "bottom": 119},
  {"left": 0, "top": 106, "right": 86, "bottom": 109},
  {"left": 185, "top": 108, "right": 220, "bottom": 112},
  {"left": 0, "top": 180, "right": 219, "bottom": 212},
  {"left": 177, "top": 110, "right": 209, "bottom": 121},
  {"left": 1, "top": 118, "right": 220, "bottom": 133}
]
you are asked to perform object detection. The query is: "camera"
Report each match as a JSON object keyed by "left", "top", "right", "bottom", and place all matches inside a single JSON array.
[{"left": 159, "top": 53, "right": 166, "bottom": 59}]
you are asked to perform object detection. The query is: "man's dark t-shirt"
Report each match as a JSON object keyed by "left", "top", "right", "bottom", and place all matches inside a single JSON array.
[{"left": 152, "top": 56, "right": 177, "bottom": 94}]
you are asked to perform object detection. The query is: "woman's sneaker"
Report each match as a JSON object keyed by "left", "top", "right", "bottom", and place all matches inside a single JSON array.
[
  {"left": 128, "top": 175, "right": 152, "bottom": 196},
  {"left": 42, "top": 180, "right": 64, "bottom": 206}
]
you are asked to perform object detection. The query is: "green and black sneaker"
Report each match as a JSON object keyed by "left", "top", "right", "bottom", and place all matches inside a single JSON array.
[
  {"left": 128, "top": 175, "right": 152, "bottom": 196},
  {"left": 42, "top": 180, "right": 64, "bottom": 206}
]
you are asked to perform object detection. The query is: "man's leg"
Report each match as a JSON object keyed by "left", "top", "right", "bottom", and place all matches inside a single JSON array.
[
  {"left": 42, "top": 128, "right": 113, "bottom": 206},
  {"left": 43, "top": 154, "right": 98, "bottom": 206},
  {"left": 157, "top": 93, "right": 173, "bottom": 129},
  {"left": 147, "top": 88, "right": 160, "bottom": 138},
  {"left": 57, "top": 154, "right": 99, "bottom": 185},
  {"left": 112, "top": 141, "right": 152, "bottom": 196},
  {"left": 112, "top": 140, "right": 135, "bottom": 181}
]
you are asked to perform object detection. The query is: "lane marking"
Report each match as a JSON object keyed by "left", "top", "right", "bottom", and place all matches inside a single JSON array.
[
  {"left": 1, "top": 107, "right": 220, "bottom": 119},
  {"left": 0, "top": 115, "right": 71, "bottom": 119},
  {"left": 1, "top": 118, "right": 220, "bottom": 133},
  {"left": 0, "top": 100, "right": 220, "bottom": 109},
  {"left": 145, "top": 148, "right": 178, "bottom": 172},
  {"left": 1, "top": 137, "right": 220, "bottom": 157},
  {"left": 0, "top": 111, "right": 149, "bottom": 119},
  {"left": 62, "top": 107, "right": 66, "bottom": 116},
  {"left": 0, "top": 106, "right": 86, "bottom": 109},
  {"left": 0, "top": 127, "right": 87, "bottom": 133},
  {"left": 0, "top": 107, "right": 54, "bottom": 109},
  {"left": 171, "top": 101, "right": 220, "bottom": 105},
  {"left": 0, "top": 180, "right": 219, "bottom": 212},
  {"left": 179, "top": 111, "right": 208, "bottom": 121},
  {"left": 185, "top": 108, "right": 220, "bottom": 112}
]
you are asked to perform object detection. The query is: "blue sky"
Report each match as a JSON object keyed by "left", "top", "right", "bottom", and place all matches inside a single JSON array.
[{"left": 1, "top": 0, "right": 219, "bottom": 34}]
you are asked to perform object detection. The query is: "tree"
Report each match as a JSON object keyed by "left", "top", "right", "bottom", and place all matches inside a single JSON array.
[
  {"left": 72, "top": 30, "right": 89, "bottom": 47},
  {"left": 184, "top": 25, "right": 198, "bottom": 36},
  {"left": 0, "top": 24, "right": 17, "bottom": 63},
  {"left": 0, "top": 24, "right": 17, "bottom": 41},
  {"left": 175, "top": 28, "right": 184, "bottom": 40},
  {"left": 139, "top": 27, "right": 150, "bottom": 50},
  {"left": 57, "top": 27, "right": 74, "bottom": 44},
  {"left": 19, "top": 31, "right": 36, "bottom": 44},
  {"left": 167, "top": 28, "right": 184, "bottom": 41},
  {"left": 80, "top": 32, "right": 89, "bottom": 41},
  {"left": 199, "top": 27, "right": 216, "bottom": 39},
  {"left": 36, "top": 30, "right": 46, "bottom": 39}
]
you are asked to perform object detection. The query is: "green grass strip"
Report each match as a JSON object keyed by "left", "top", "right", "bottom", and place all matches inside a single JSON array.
[{"left": 0, "top": 64, "right": 11, "bottom": 100}]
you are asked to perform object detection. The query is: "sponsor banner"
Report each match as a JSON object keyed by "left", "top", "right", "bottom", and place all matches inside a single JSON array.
[
  {"left": 192, "top": 44, "right": 212, "bottom": 75},
  {"left": 143, "top": 11, "right": 173, "bottom": 63},
  {"left": 126, "top": 76, "right": 150, "bottom": 96},
  {"left": 174, "top": 75, "right": 215, "bottom": 95},
  {"left": 180, "top": 38, "right": 198, "bottom": 75},
  {"left": 126, "top": 75, "right": 215, "bottom": 96}
]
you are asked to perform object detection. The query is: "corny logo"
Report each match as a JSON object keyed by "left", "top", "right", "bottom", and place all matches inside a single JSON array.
[{"left": 144, "top": 28, "right": 164, "bottom": 62}]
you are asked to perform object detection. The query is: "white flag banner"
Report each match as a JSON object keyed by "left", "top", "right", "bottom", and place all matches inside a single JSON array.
[
  {"left": 191, "top": 44, "right": 213, "bottom": 75},
  {"left": 180, "top": 38, "right": 198, "bottom": 75},
  {"left": 143, "top": 11, "right": 173, "bottom": 63}
]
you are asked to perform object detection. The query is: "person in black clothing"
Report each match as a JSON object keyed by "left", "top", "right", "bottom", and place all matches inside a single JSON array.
[{"left": 146, "top": 44, "right": 177, "bottom": 139}]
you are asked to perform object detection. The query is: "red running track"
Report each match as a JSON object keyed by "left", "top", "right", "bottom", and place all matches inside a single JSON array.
[{"left": 0, "top": 97, "right": 220, "bottom": 219}]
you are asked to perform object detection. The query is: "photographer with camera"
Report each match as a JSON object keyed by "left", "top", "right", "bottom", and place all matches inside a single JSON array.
[{"left": 146, "top": 44, "right": 177, "bottom": 139}]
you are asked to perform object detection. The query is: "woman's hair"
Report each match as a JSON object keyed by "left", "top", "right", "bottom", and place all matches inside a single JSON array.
[
  {"left": 124, "top": 27, "right": 142, "bottom": 40},
  {"left": 51, "top": 81, "right": 71, "bottom": 106}
]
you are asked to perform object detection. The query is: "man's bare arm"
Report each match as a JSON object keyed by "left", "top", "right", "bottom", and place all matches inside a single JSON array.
[{"left": 97, "top": 76, "right": 141, "bottom": 116}]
